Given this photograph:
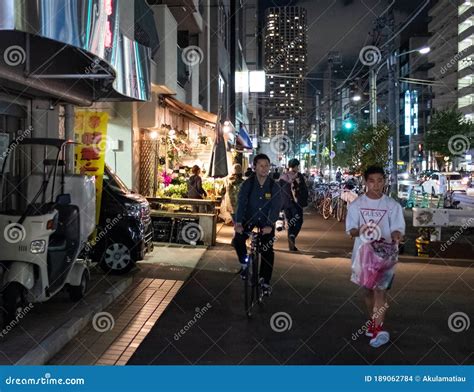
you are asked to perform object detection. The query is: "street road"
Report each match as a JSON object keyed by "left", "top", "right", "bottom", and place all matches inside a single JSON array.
[{"left": 128, "top": 210, "right": 474, "bottom": 365}]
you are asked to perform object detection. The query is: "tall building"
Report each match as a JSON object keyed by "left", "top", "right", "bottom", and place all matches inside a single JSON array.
[
  {"left": 427, "top": 0, "right": 459, "bottom": 112},
  {"left": 457, "top": 0, "right": 473, "bottom": 120},
  {"left": 263, "top": 6, "right": 308, "bottom": 145}
]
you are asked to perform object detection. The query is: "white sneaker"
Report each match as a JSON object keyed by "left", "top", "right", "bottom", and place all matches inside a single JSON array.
[{"left": 369, "top": 330, "right": 390, "bottom": 348}]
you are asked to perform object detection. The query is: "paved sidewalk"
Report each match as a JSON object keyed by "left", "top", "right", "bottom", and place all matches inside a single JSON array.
[
  {"left": 0, "top": 246, "right": 205, "bottom": 365},
  {"left": 0, "top": 269, "right": 130, "bottom": 365},
  {"left": 48, "top": 246, "right": 206, "bottom": 365},
  {"left": 128, "top": 242, "right": 474, "bottom": 365}
]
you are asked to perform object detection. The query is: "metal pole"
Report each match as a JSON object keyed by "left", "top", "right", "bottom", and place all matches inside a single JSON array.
[
  {"left": 315, "top": 91, "right": 320, "bottom": 170},
  {"left": 388, "top": 54, "right": 398, "bottom": 193},
  {"left": 153, "top": 138, "right": 159, "bottom": 197},
  {"left": 395, "top": 56, "right": 401, "bottom": 169},
  {"left": 64, "top": 105, "right": 75, "bottom": 174},
  {"left": 328, "top": 60, "right": 333, "bottom": 181},
  {"left": 370, "top": 69, "right": 377, "bottom": 126}
]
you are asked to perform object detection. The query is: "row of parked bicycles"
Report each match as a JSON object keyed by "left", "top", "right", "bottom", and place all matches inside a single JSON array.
[{"left": 311, "top": 181, "right": 362, "bottom": 222}]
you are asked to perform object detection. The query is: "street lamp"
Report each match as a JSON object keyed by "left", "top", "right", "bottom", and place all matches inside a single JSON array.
[
  {"left": 418, "top": 47, "right": 431, "bottom": 54},
  {"left": 352, "top": 95, "right": 362, "bottom": 102},
  {"left": 370, "top": 46, "right": 431, "bottom": 126},
  {"left": 369, "top": 46, "right": 430, "bottom": 193}
]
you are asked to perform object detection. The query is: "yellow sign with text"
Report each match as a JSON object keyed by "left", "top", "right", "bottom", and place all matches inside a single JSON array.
[{"left": 74, "top": 111, "right": 109, "bottom": 224}]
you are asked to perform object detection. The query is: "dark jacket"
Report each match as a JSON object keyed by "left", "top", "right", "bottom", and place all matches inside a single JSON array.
[
  {"left": 235, "top": 175, "right": 282, "bottom": 227},
  {"left": 279, "top": 172, "right": 309, "bottom": 209},
  {"left": 187, "top": 175, "right": 207, "bottom": 199}
]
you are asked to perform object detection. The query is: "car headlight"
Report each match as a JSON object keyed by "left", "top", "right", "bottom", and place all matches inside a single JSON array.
[
  {"left": 124, "top": 203, "right": 141, "bottom": 218},
  {"left": 30, "top": 240, "right": 46, "bottom": 254}
]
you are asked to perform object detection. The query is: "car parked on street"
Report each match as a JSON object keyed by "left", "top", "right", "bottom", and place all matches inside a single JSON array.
[
  {"left": 93, "top": 165, "right": 154, "bottom": 274},
  {"left": 421, "top": 172, "right": 467, "bottom": 195}
]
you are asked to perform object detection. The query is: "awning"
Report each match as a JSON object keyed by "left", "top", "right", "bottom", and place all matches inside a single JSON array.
[
  {"left": 163, "top": 96, "right": 218, "bottom": 126},
  {"left": 0, "top": 0, "right": 154, "bottom": 102},
  {"left": 236, "top": 125, "right": 253, "bottom": 150}
]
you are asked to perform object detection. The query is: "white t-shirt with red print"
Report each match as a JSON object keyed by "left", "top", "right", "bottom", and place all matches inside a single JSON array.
[{"left": 345, "top": 194, "right": 406, "bottom": 264}]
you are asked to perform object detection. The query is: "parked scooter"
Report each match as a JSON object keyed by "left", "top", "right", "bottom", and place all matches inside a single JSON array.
[{"left": 0, "top": 138, "right": 95, "bottom": 324}]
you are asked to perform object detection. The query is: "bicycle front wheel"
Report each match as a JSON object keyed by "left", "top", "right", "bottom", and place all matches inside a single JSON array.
[
  {"left": 244, "top": 254, "right": 258, "bottom": 318},
  {"left": 322, "top": 197, "right": 331, "bottom": 220}
]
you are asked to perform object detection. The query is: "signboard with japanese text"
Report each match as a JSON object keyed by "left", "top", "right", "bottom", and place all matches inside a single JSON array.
[{"left": 74, "top": 111, "right": 109, "bottom": 224}]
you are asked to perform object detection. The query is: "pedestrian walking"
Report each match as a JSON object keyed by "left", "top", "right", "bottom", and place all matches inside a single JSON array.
[
  {"left": 346, "top": 166, "right": 405, "bottom": 348},
  {"left": 244, "top": 166, "right": 253, "bottom": 178},
  {"left": 224, "top": 163, "right": 244, "bottom": 223},
  {"left": 279, "top": 158, "right": 309, "bottom": 251},
  {"left": 272, "top": 167, "right": 280, "bottom": 180}
]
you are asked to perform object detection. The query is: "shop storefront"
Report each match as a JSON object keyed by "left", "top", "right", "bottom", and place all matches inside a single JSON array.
[{"left": 138, "top": 96, "right": 232, "bottom": 246}]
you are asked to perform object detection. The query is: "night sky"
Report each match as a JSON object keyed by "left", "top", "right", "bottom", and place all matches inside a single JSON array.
[{"left": 261, "top": 0, "right": 430, "bottom": 81}]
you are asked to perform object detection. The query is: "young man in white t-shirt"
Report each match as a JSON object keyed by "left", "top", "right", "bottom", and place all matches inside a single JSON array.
[{"left": 346, "top": 166, "right": 405, "bottom": 348}]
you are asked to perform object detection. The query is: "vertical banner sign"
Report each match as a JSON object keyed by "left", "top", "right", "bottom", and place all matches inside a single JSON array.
[
  {"left": 404, "top": 90, "right": 411, "bottom": 136},
  {"left": 74, "top": 111, "right": 109, "bottom": 224}
]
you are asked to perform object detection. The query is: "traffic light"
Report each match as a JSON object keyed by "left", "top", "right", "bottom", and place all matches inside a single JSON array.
[{"left": 342, "top": 119, "right": 355, "bottom": 131}]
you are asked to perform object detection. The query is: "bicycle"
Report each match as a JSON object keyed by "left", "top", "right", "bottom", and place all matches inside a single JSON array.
[
  {"left": 312, "top": 183, "right": 329, "bottom": 213},
  {"left": 242, "top": 229, "right": 264, "bottom": 318},
  {"left": 322, "top": 183, "right": 341, "bottom": 220},
  {"left": 337, "top": 183, "right": 362, "bottom": 222}
]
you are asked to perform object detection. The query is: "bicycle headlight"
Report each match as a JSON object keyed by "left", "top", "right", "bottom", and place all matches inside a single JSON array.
[{"left": 30, "top": 240, "right": 46, "bottom": 254}]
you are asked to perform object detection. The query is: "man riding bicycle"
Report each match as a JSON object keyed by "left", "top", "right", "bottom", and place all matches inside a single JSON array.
[{"left": 233, "top": 154, "right": 282, "bottom": 296}]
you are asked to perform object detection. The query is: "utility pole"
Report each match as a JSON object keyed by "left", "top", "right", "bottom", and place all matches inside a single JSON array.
[
  {"left": 370, "top": 69, "right": 377, "bottom": 126},
  {"left": 315, "top": 91, "right": 321, "bottom": 170},
  {"left": 328, "top": 58, "right": 333, "bottom": 181},
  {"left": 386, "top": 9, "right": 398, "bottom": 194}
]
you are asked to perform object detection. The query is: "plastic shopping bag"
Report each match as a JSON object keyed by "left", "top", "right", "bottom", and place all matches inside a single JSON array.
[{"left": 351, "top": 240, "right": 399, "bottom": 290}]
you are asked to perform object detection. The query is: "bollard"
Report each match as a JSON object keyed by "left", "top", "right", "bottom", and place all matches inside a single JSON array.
[{"left": 415, "top": 236, "right": 430, "bottom": 257}]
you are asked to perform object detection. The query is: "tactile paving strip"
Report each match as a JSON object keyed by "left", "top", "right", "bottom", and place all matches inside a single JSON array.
[{"left": 50, "top": 278, "right": 183, "bottom": 365}]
